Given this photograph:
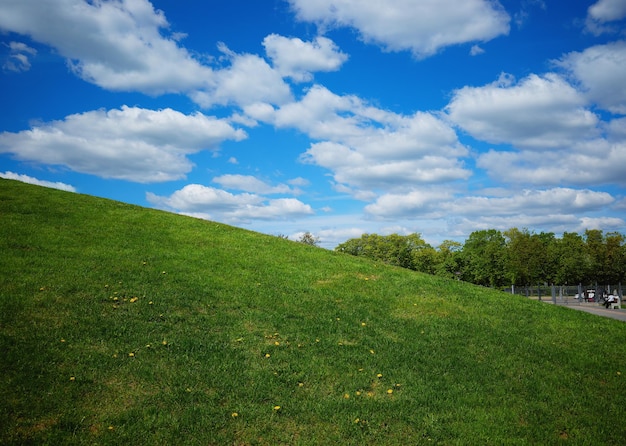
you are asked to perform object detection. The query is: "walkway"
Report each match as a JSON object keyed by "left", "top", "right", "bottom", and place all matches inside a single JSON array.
[{"left": 549, "top": 301, "right": 626, "bottom": 322}]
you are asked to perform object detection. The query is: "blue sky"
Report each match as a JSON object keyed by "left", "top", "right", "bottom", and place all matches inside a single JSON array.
[{"left": 1, "top": 0, "right": 625, "bottom": 248}]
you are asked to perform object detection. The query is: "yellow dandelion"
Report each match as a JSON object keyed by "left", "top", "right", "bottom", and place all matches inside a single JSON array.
[
  {"left": 108, "top": 425, "right": 114, "bottom": 431},
  {"left": 273, "top": 405, "right": 281, "bottom": 411},
  {"left": 128, "top": 352, "right": 135, "bottom": 357},
  {"left": 265, "top": 353, "right": 271, "bottom": 358},
  {"left": 361, "top": 322, "right": 366, "bottom": 326},
  {"left": 377, "top": 373, "right": 383, "bottom": 378},
  {"left": 162, "top": 340, "right": 167, "bottom": 345},
  {"left": 364, "top": 277, "right": 369, "bottom": 281},
  {"left": 129, "top": 297, "right": 138, "bottom": 303},
  {"left": 370, "top": 349, "right": 375, "bottom": 354},
  {"left": 618, "top": 371, "right": 622, "bottom": 376},
  {"left": 354, "top": 418, "right": 360, "bottom": 424},
  {"left": 343, "top": 393, "right": 350, "bottom": 399},
  {"left": 355, "top": 391, "right": 361, "bottom": 396},
  {"left": 387, "top": 389, "right": 393, "bottom": 394},
  {"left": 149, "top": 301, "right": 153, "bottom": 305},
  {"left": 274, "top": 341, "right": 280, "bottom": 346},
  {"left": 146, "top": 344, "right": 151, "bottom": 348},
  {"left": 231, "top": 412, "right": 238, "bottom": 418},
  {"left": 60, "top": 339, "right": 65, "bottom": 343},
  {"left": 69, "top": 376, "right": 75, "bottom": 381},
  {"left": 298, "top": 382, "right": 304, "bottom": 387}
]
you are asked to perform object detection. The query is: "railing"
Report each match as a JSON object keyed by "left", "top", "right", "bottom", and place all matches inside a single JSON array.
[{"left": 502, "top": 283, "right": 623, "bottom": 304}]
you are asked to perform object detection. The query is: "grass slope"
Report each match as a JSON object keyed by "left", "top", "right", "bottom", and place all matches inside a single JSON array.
[{"left": 1, "top": 178, "right": 625, "bottom": 445}]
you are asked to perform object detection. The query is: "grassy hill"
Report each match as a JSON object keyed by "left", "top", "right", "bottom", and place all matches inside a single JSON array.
[{"left": 1, "top": 178, "right": 625, "bottom": 445}]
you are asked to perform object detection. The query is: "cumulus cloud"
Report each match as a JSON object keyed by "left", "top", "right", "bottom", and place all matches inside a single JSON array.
[
  {"left": 190, "top": 46, "right": 293, "bottom": 108},
  {"left": 213, "top": 174, "right": 301, "bottom": 195},
  {"left": 446, "top": 72, "right": 600, "bottom": 149},
  {"left": 2, "top": 41, "right": 37, "bottom": 72},
  {"left": 263, "top": 34, "right": 348, "bottom": 82},
  {"left": 146, "top": 183, "right": 314, "bottom": 224},
  {"left": 586, "top": 0, "right": 626, "bottom": 34},
  {"left": 287, "top": 0, "right": 510, "bottom": 58},
  {"left": 0, "top": 106, "right": 246, "bottom": 183},
  {"left": 0, "top": 0, "right": 215, "bottom": 94},
  {"left": 365, "top": 187, "right": 617, "bottom": 233},
  {"left": 477, "top": 140, "right": 626, "bottom": 187},
  {"left": 0, "top": 171, "right": 76, "bottom": 192},
  {"left": 245, "top": 85, "right": 470, "bottom": 195},
  {"left": 556, "top": 41, "right": 626, "bottom": 114},
  {"left": 0, "top": 1, "right": 293, "bottom": 109}
]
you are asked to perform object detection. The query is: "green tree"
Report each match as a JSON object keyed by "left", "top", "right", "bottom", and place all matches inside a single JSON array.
[
  {"left": 460, "top": 229, "right": 507, "bottom": 287},
  {"left": 584, "top": 229, "right": 606, "bottom": 283},
  {"left": 298, "top": 232, "right": 319, "bottom": 246},
  {"left": 435, "top": 240, "right": 463, "bottom": 279},
  {"left": 504, "top": 228, "right": 541, "bottom": 286},
  {"left": 604, "top": 232, "right": 625, "bottom": 284},
  {"left": 335, "top": 233, "right": 438, "bottom": 272},
  {"left": 553, "top": 232, "right": 588, "bottom": 285}
]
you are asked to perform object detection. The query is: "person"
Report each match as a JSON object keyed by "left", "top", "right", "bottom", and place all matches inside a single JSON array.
[{"left": 605, "top": 294, "right": 616, "bottom": 308}]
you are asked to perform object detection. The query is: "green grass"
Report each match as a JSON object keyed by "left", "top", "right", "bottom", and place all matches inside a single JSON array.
[{"left": 1, "top": 177, "right": 626, "bottom": 445}]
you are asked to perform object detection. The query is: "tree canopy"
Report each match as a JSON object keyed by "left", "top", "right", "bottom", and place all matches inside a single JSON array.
[{"left": 335, "top": 228, "right": 626, "bottom": 288}]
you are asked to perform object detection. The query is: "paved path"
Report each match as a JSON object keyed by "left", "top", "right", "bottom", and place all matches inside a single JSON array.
[{"left": 549, "top": 301, "right": 626, "bottom": 322}]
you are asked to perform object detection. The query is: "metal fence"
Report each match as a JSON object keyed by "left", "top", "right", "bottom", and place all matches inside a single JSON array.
[{"left": 502, "top": 283, "right": 623, "bottom": 304}]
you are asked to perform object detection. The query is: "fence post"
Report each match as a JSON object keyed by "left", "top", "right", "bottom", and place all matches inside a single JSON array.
[
  {"left": 537, "top": 285, "right": 541, "bottom": 301},
  {"left": 551, "top": 285, "right": 556, "bottom": 304},
  {"left": 578, "top": 283, "right": 582, "bottom": 301}
]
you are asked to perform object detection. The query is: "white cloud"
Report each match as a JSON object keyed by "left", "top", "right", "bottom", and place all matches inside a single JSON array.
[
  {"left": 213, "top": 174, "right": 298, "bottom": 195},
  {"left": 287, "top": 0, "right": 510, "bottom": 58},
  {"left": 477, "top": 141, "right": 626, "bottom": 186},
  {"left": 0, "top": 0, "right": 215, "bottom": 94},
  {"left": 190, "top": 48, "right": 293, "bottom": 108},
  {"left": 364, "top": 188, "right": 454, "bottom": 218},
  {"left": 146, "top": 184, "right": 314, "bottom": 224},
  {"left": 0, "top": 1, "right": 293, "bottom": 109},
  {"left": 556, "top": 41, "right": 626, "bottom": 114},
  {"left": 263, "top": 34, "right": 348, "bottom": 82},
  {"left": 0, "top": 106, "right": 246, "bottom": 183},
  {"left": 2, "top": 41, "right": 37, "bottom": 72},
  {"left": 247, "top": 85, "right": 470, "bottom": 195},
  {"left": 470, "top": 45, "right": 485, "bottom": 56},
  {"left": 0, "top": 171, "right": 76, "bottom": 192},
  {"left": 446, "top": 73, "right": 600, "bottom": 149},
  {"left": 365, "top": 187, "right": 619, "bottom": 239},
  {"left": 586, "top": 0, "right": 626, "bottom": 34}
]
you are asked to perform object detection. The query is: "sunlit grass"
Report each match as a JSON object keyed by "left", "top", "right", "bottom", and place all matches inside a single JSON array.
[{"left": 1, "top": 178, "right": 626, "bottom": 444}]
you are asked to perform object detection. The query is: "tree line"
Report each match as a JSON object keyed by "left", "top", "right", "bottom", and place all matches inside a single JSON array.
[{"left": 334, "top": 229, "right": 626, "bottom": 288}]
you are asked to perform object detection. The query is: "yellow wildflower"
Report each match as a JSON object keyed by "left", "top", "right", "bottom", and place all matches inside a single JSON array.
[{"left": 231, "top": 412, "right": 238, "bottom": 418}]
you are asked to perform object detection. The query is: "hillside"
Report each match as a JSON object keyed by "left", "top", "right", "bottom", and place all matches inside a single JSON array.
[{"left": 1, "top": 178, "right": 625, "bottom": 445}]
